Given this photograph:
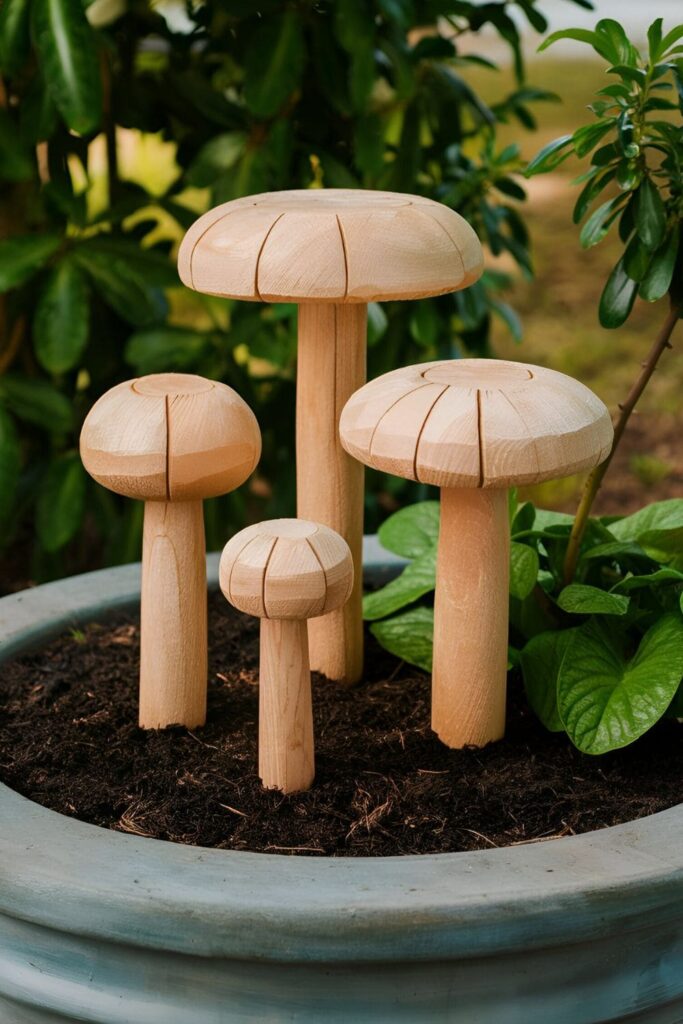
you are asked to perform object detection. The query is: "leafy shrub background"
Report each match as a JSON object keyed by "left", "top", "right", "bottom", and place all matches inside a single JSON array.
[{"left": 0, "top": 0, "right": 588, "bottom": 581}]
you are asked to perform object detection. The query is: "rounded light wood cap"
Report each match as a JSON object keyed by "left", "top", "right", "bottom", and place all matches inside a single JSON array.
[
  {"left": 178, "top": 189, "right": 483, "bottom": 304},
  {"left": 340, "top": 359, "right": 613, "bottom": 488},
  {"left": 220, "top": 519, "right": 354, "bottom": 620},
  {"left": 80, "top": 373, "right": 261, "bottom": 501}
]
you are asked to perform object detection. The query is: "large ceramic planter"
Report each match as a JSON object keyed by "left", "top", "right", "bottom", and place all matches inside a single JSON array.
[{"left": 1, "top": 540, "right": 682, "bottom": 1024}]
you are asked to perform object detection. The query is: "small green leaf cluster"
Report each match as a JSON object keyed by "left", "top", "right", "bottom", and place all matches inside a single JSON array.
[
  {"left": 526, "top": 18, "right": 683, "bottom": 327},
  {"left": 0, "top": 0, "right": 587, "bottom": 580},
  {"left": 365, "top": 496, "right": 683, "bottom": 754}
]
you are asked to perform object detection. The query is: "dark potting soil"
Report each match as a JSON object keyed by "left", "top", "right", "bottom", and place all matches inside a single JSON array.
[{"left": 0, "top": 593, "right": 681, "bottom": 856}]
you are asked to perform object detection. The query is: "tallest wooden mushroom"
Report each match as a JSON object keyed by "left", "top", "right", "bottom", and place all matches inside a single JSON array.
[{"left": 178, "top": 189, "right": 483, "bottom": 684}]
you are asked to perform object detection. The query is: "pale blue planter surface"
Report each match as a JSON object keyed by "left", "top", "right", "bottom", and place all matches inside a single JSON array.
[{"left": 0, "top": 540, "right": 682, "bottom": 1022}]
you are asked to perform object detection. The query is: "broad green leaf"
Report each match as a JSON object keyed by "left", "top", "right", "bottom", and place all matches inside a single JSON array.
[
  {"left": 557, "top": 583, "right": 630, "bottom": 616},
  {"left": 612, "top": 568, "right": 683, "bottom": 593},
  {"left": 125, "top": 327, "right": 210, "bottom": 375},
  {"left": 635, "top": 178, "right": 667, "bottom": 251},
  {"left": 599, "top": 256, "right": 637, "bottom": 328},
  {"left": 34, "top": 260, "right": 89, "bottom": 373},
  {"left": 349, "top": 41, "right": 375, "bottom": 111},
  {"left": 639, "top": 231, "right": 679, "bottom": 302},
  {"left": 79, "top": 239, "right": 178, "bottom": 288},
  {"left": 573, "top": 168, "right": 616, "bottom": 224},
  {"left": 0, "top": 405, "right": 21, "bottom": 526},
  {"left": 659, "top": 24, "right": 683, "bottom": 57},
  {"left": 524, "top": 134, "right": 573, "bottom": 177},
  {"left": 32, "top": 0, "right": 102, "bottom": 134},
  {"left": 36, "top": 452, "right": 86, "bottom": 552},
  {"left": 378, "top": 500, "right": 439, "bottom": 558},
  {"left": 370, "top": 606, "right": 434, "bottom": 672},
  {"left": 0, "top": 235, "right": 60, "bottom": 292},
  {"left": 580, "top": 540, "right": 649, "bottom": 563},
  {"left": 510, "top": 541, "right": 539, "bottom": 600},
  {"left": 647, "top": 18, "right": 663, "bottom": 61},
  {"left": 611, "top": 500, "right": 683, "bottom": 542},
  {"left": 533, "top": 508, "right": 574, "bottom": 530},
  {"left": 363, "top": 549, "right": 435, "bottom": 621},
  {"left": 0, "top": 0, "right": 29, "bottom": 76},
  {"left": 558, "top": 615, "right": 683, "bottom": 754},
  {"left": 0, "top": 375, "right": 72, "bottom": 432},
  {"left": 520, "top": 629, "right": 574, "bottom": 732},
  {"left": 244, "top": 12, "right": 305, "bottom": 118}
]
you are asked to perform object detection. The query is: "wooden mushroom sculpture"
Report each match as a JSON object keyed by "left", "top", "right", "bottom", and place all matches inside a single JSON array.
[
  {"left": 220, "top": 519, "right": 353, "bottom": 793},
  {"left": 340, "top": 358, "right": 613, "bottom": 749},
  {"left": 81, "top": 373, "right": 261, "bottom": 730},
  {"left": 178, "top": 189, "right": 483, "bottom": 687}
]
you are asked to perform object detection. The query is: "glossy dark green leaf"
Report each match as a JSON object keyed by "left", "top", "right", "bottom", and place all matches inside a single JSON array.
[
  {"left": 0, "top": 375, "right": 72, "bottom": 432},
  {"left": 32, "top": 0, "right": 102, "bottom": 134},
  {"left": 520, "top": 629, "right": 573, "bottom": 732},
  {"left": 125, "top": 327, "right": 210, "bottom": 375},
  {"left": 36, "top": 452, "right": 86, "bottom": 552},
  {"left": 572, "top": 168, "right": 616, "bottom": 224},
  {"left": 537, "top": 28, "right": 612, "bottom": 61},
  {"left": 635, "top": 178, "right": 667, "bottom": 250},
  {"left": 74, "top": 248, "right": 167, "bottom": 327},
  {"left": 647, "top": 18, "right": 663, "bottom": 60},
  {"left": 639, "top": 230, "right": 679, "bottom": 302},
  {"left": 558, "top": 615, "right": 683, "bottom": 754},
  {"left": 34, "top": 260, "right": 89, "bottom": 373},
  {"left": 599, "top": 256, "right": 638, "bottom": 328},
  {"left": 595, "top": 19, "right": 634, "bottom": 64},
  {"left": 0, "top": 404, "right": 21, "bottom": 527},
  {"left": 611, "top": 500, "right": 683, "bottom": 543},
  {"left": 623, "top": 236, "right": 651, "bottom": 282},
  {"left": 579, "top": 197, "right": 623, "bottom": 249},
  {"left": 658, "top": 24, "right": 683, "bottom": 57},
  {"left": 187, "top": 132, "right": 247, "bottom": 188},
  {"left": 0, "top": 235, "right": 60, "bottom": 293},
  {"left": 0, "top": 0, "right": 30, "bottom": 76},
  {"left": 572, "top": 119, "right": 614, "bottom": 158},
  {"left": 370, "top": 606, "right": 434, "bottom": 673},
  {"left": 244, "top": 12, "right": 305, "bottom": 118},
  {"left": 524, "top": 134, "right": 573, "bottom": 176}
]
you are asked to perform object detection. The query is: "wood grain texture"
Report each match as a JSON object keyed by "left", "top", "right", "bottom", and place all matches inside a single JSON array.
[
  {"left": 220, "top": 519, "right": 352, "bottom": 794},
  {"left": 178, "top": 189, "right": 484, "bottom": 303},
  {"left": 81, "top": 373, "right": 261, "bottom": 729},
  {"left": 219, "top": 519, "right": 353, "bottom": 622},
  {"left": 139, "top": 500, "right": 207, "bottom": 729},
  {"left": 259, "top": 618, "right": 315, "bottom": 793},
  {"left": 431, "top": 487, "right": 509, "bottom": 749},
  {"left": 297, "top": 304, "right": 365, "bottom": 684},
  {"left": 339, "top": 358, "right": 613, "bottom": 487}
]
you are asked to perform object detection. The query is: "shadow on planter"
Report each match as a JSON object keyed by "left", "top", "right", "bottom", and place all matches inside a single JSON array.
[{"left": 0, "top": 538, "right": 682, "bottom": 1023}]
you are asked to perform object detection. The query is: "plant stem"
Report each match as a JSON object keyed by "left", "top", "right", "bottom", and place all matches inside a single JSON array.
[{"left": 563, "top": 300, "right": 680, "bottom": 585}]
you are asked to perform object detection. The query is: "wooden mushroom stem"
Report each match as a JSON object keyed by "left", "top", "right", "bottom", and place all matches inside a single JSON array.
[
  {"left": 296, "top": 303, "right": 366, "bottom": 686},
  {"left": 140, "top": 500, "right": 207, "bottom": 730},
  {"left": 259, "top": 618, "right": 314, "bottom": 794},
  {"left": 432, "top": 487, "right": 510, "bottom": 749}
]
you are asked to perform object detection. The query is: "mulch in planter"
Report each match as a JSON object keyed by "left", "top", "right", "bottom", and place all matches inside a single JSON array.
[{"left": 0, "top": 592, "right": 680, "bottom": 856}]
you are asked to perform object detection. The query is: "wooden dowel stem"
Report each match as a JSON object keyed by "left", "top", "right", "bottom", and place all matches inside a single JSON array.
[
  {"left": 296, "top": 303, "right": 366, "bottom": 686},
  {"left": 432, "top": 487, "right": 509, "bottom": 748},
  {"left": 139, "top": 500, "right": 207, "bottom": 729},
  {"left": 259, "top": 618, "right": 314, "bottom": 793}
]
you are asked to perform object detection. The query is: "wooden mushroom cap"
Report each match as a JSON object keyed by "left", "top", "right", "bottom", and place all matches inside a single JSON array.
[
  {"left": 178, "top": 189, "right": 483, "bottom": 304},
  {"left": 340, "top": 359, "right": 613, "bottom": 488},
  {"left": 80, "top": 373, "right": 261, "bottom": 501},
  {"left": 220, "top": 519, "right": 354, "bottom": 620}
]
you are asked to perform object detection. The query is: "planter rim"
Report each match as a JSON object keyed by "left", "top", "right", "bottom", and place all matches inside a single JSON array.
[{"left": 1, "top": 540, "right": 682, "bottom": 965}]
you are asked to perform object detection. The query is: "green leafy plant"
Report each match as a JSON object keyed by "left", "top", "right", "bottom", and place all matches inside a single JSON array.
[
  {"left": 525, "top": 17, "right": 682, "bottom": 582},
  {"left": 0, "top": 0, "right": 585, "bottom": 582},
  {"left": 364, "top": 494, "right": 683, "bottom": 754}
]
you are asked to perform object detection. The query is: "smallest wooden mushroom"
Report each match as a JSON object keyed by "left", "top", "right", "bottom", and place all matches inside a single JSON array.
[{"left": 220, "top": 520, "right": 353, "bottom": 794}]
